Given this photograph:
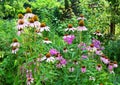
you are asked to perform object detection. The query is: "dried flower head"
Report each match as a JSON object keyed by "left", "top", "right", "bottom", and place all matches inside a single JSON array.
[
  {"left": 26, "top": 7, "right": 32, "bottom": 13},
  {"left": 79, "top": 20, "right": 84, "bottom": 26},
  {"left": 18, "top": 14, "right": 23, "bottom": 19}
]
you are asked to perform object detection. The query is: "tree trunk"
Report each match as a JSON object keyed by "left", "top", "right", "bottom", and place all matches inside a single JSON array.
[{"left": 110, "top": 21, "right": 115, "bottom": 36}]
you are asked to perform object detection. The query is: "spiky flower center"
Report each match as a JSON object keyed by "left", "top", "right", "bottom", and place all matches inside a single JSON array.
[
  {"left": 90, "top": 44, "right": 94, "bottom": 47},
  {"left": 40, "top": 23, "right": 46, "bottom": 27},
  {"left": 82, "top": 66, "right": 85, "bottom": 68},
  {"left": 46, "top": 53, "right": 51, "bottom": 58},
  {"left": 96, "top": 30, "right": 100, "bottom": 33},
  {"left": 80, "top": 14, "right": 84, "bottom": 17},
  {"left": 27, "top": 78, "right": 31, "bottom": 81},
  {"left": 18, "top": 28, "right": 23, "bottom": 31},
  {"left": 29, "top": 18, "right": 34, "bottom": 23},
  {"left": 35, "top": 29, "right": 40, "bottom": 33},
  {"left": 109, "top": 63, "right": 113, "bottom": 66},
  {"left": 44, "top": 38, "right": 49, "bottom": 41},
  {"left": 19, "top": 20, "right": 24, "bottom": 25},
  {"left": 97, "top": 64, "right": 101, "bottom": 67},
  {"left": 33, "top": 15, "right": 38, "bottom": 21},
  {"left": 68, "top": 24, "right": 73, "bottom": 28},
  {"left": 18, "top": 14, "right": 23, "bottom": 19},
  {"left": 26, "top": 7, "right": 32, "bottom": 13},
  {"left": 113, "top": 61, "right": 117, "bottom": 64},
  {"left": 13, "top": 38, "right": 18, "bottom": 42},
  {"left": 63, "top": 47, "right": 67, "bottom": 50},
  {"left": 79, "top": 20, "right": 84, "bottom": 26}
]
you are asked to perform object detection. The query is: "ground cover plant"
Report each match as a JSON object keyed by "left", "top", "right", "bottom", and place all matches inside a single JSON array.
[{"left": 0, "top": 0, "right": 120, "bottom": 85}]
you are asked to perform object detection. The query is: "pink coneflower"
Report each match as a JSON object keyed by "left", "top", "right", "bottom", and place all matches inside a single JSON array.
[
  {"left": 41, "top": 53, "right": 55, "bottom": 63},
  {"left": 63, "top": 34, "right": 75, "bottom": 44},
  {"left": 78, "top": 42, "right": 86, "bottom": 50},
  {"left": 96, "top": 64, "right": 102, "bottom": 71},
  {"left": 73, "top": 60, "right": 78, "bottom": 65},
  {"left": 33, "top": 15, "right": 41, "bottom": 28},
  {"left": 49, "top": 49, "right": 59, "bottom": 56},
  {"left": 93, "top": 30, "right": 103, "bottom": 36},
  {"left": 63, "top": 47, "right": 68, "bottom": 53},
  {"left": 81, "top": 66, "right": 86, "bottom": 73},
  {"left": 17, "top": 28, "right": 23, "bottom": 36},
  {"left": 35, "top": 29, "right": 42, "bottom": 36},
  {"left": 26, "top": 70, "right": 34, "bottom": 85},
  {"left": 95, "top": 49, "right": 103, "bottom": 55},
  {"left": 113, "top": 61, "right": 118, "bottom": 68},
  {"left": 77, "top": 14, "right": 86, "bottom": 20},
  {"left": 77, "top": 20, "right": 87, "bottom": 31},
  {"left": 43, "top": 38, "right": 52, "bottom": 44},
  {"left": 65, "top": 24, "right": 76, "bottom": 32},
  {"left": 87, "top": 44, "right": 97, "bottom": 52},
  {"left": 69, "top": 67, "right": 75, "bottom": 72},
  {"left": 10, "top": 38, "right": 20, "bottom": 54},
  {"left": 108, "top": 63, "right": 114, "bottom": 73},
  {"left": 100, "top": 55, "right": 110, "bottom": 64},
  {"left": 40, "top": 23, "right": 50, "bottom": 32},
  {"left": 28, "top": 18, "right": 35, "bottom": 28},
  {"left": 24, "top": 7, "right": 35, "bottom": 19},
  {"left": 17, "top": 19, "right": 26, "bottom": 29}
]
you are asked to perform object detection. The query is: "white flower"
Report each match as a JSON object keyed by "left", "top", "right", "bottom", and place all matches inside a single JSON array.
[
  {"left": 12, "top": 48, "right": 19, "bottom": 54},
  {"left": 41, "top": 53, "right": 55, "bottom": 63},
  {"left": 34, "top": 21, "right": 40, "bottom": 28},
  {"left": 11, "top": 42, "right": 20, "bottom": 47},
  {"left": 43, "top": 38, "right": 52, "bottom": 44},
  {"left": 24, "top": 13, "right": 35, "bottom": 20},
  {"left": 40, "top": 23, "right": 50, "bottom": 32},
  {"left": 17, "top": 19, "right": 26, "bottom": 29}
]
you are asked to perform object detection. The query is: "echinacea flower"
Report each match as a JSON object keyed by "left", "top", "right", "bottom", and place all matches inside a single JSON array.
[
  {"left": 65, "top": 24, "right": 76, "bottom": 32},
  {"left": 95, "top": 49, "right": 103, "bottom": 55},
  {"left": 40, "top": 23, "right": 50, "bottom": 32},
  {"left": 18, "top": 14, "right": 24, "bottom": 19},
  {"left": 108, "top": 63, "right": 114, "bottom": 73},
  {"left": 78, "top": 42, "right": 86, "bottom": 50},
  {"left": 28, "top": 18, "right": 35, "bottom": 28},
  {"left": 63, "top": 47, "right": 68, "bottom": 53},
  {"left": 92, "top": 38, "right": 101, "bottom": 49},
  {"left": 113, "top": 61, "right": 118, "bottom": 68},
  {"left": 33, "top": 15, "right": 41, "bottom": 28},
  {"left": 77, "top": 14, "right": 86, "bottom": 20},
  {"left": 81, "top": 66, "right": 86, "bottom": 73},
  {"left": 69, "top": 67, "right": 75, "bottom": 72},
  {"left": 73, "top": 60, "right": 78, "bottom": 65},
  {"left": 17, "top": 19, "right": 26, "bottom": 29},
  {"left": 96, "top": 64, "right": 102, "bottom": 71},
  {"left": 93, "top": 30, "right": 103, "bottom": 36},
  {"left": 17, "top": 28, "right": 23, "bottom": 36},
  {"left": 87, "top": 44, "right": 97, "bottom": 52},
  {"left": 35, "top": 29, "right": 42, "bottom": 36},
  {"left": 26, "top": 70, "right": 34, "bottom": 85},
  {"left": 43, "top": 38, "right": 52, "bottom": 44},
  {"left": 77, "top": 20, "right": 87, "bottom": 31},
  {"left": 41, "top": 53, "right": 55, "bottom": 63},
  {"left": 63, "top": 34, "right": 75, "bottom": 44},
  {"left": 24, "top": 7, "right": 35, "bottom": 19}
]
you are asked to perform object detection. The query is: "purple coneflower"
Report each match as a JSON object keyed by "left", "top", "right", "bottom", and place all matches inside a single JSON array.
[
  {"left": 93, "top": 30, "right": 103, "bottom": 36},
  {"left": 49, "top": 49, "right": 59, "bottom": 56},
  {"left": 24, "top": 7, "right": 35, "bottom": 19},
  {"left": 77, "top": 20, "right": 87, "bottom": 31},
  {"left": 108, "top": 63, "right": 114, "bottom": 73},
  {"left": 40, "top": 23, "right": 50, "bottom": 32},
  {"left": 26, "top": 70, "right": 34, "bottom": 85},
  {"left": 113, "top": 61, "right": 118, "bottom": 68},
  {"left": 81, "top": 66, "right": 86, "bottom": 73},
  {"left": 77, "top": 14, "right": 86, "bottom": 20},
  {"left": 65, "top": 24, "right": 76, "bottom": 32},
  {"left": 43, "top": 38, "right": 52, "bottom": 44},
  {"left": 69, "top": 67, "right": 75, "bottom": 72},
  {"left": 41, "top": 53, "right": 55, "bottom": 63},
  {"left": 96, "top": 64, "right": 102, "bottom": 71}
]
